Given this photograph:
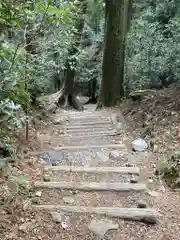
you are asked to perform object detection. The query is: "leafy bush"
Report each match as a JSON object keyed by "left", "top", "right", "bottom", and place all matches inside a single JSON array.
[
  {"left": 125, "top": 2, "right": 180, "bottom": 92},
  {"left": 156, "top": 152, "right": 180, "bottom": 188}
]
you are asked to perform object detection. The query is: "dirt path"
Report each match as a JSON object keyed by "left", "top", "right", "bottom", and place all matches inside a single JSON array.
[{"left": 28, "top": 105, "right": 180, "bottom": 239}]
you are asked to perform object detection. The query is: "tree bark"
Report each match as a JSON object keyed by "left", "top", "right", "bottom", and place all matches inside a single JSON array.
[
  {"left": 97, "top": 0, "right": 133, "bottom": 108},
  {"left": 57, "top": 0, "right": 86, "bottom": 111}
]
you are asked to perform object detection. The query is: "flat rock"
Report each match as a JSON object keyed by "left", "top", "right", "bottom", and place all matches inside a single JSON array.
[
  {"left": 0, "top": 158, "right": 9, "bottom": 168},
  {"left": 19, "top": 222, "right": 32, "bottom": 232},
  {"left": 69, "top": 151, "right": 92, "bottom": 165},
  {"left": 126, "top": 163, "right": 135, "bottom": 167},
  {"left": 147, "top": 190, "right": 159, "bottom": 197},
  {"left": 39, "top": 151, "right": 64, "bottom": 165},
  {"left": 96, "top": 152, "right": 109, "bottom": 162},
  {"left": 132, "top": 138, "right": 148, "bottom": 152},
  {"left": 130, "top": 176, "right": 138, "bottom": 183},
  {"left": 51, "top": 211, "right": 64, "bottom": 223},
  {"left": 43, "top": 175, "right": 51, "bottom": 182},
  {"left": 109, "top": 151, "right": 123, "bottom": 161},
  {"left": 35, "top": 191, "right": 42, "bottom": 197},
  {"left": 137, "top": 201, "right": 147, "bottom": 208},
  {"left": 111, "top": 114, "right": 117, "bottom": 124},
  {"left": 63, "top": 196, "right": 75, "bottom": 204},
  {"left": 53, "top": 116, "right": 68, "bottom": 124},
  {"left": 51, "top": 211, "right": 70, "bottom": 228},
  {"left": 88, "top": 219, "right": 119, "bottom": 237},
  {"left": 115, "top": 122, "right": 123, "bottom": 134}
]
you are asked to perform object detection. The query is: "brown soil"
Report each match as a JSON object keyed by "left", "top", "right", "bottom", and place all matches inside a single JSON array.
[{"left": 1, "top": 89, "right": 180, "bottom": 240}]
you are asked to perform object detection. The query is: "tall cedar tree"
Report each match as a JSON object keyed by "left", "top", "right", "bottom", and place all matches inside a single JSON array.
[
  {"left": 58, "top": 0, "right": 86, "bottom": 110},
  {"left": 98, "top": 0, "right": 133, "bottom": 107}
]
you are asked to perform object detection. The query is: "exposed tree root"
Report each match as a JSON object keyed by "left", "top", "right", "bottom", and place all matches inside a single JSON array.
[
  {"left": 57, "top": 90, "right": 84, "bottom": 111},
  {"left": 96, "top": 100, "right": 103, "bottom": 109},
  {"left": 84, "top": 97, "right": 97, "bottom": 105}
]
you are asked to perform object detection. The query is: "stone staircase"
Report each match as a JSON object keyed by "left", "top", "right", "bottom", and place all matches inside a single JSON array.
[{"left": 32, "top": 105, "right": 158, "bottom": 237}]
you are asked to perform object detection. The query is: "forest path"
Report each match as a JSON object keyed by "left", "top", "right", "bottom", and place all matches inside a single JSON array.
[{"left": 31, "top": 104, "right": 177, "bottom": 239}]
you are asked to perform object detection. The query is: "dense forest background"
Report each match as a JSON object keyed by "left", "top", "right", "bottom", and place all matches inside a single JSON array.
[
  {"left": 1, "top": 1, "right": 180, "bottom": 238},
  {"left": 1, "top": 0, "right": 180, "bottom": 130}
]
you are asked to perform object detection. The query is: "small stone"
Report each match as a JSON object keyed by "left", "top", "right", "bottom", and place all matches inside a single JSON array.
[
  {"left": 154, "top": 169, "right": 160, "bottom": 176},
  {"left": 0, "top": 158, "right": 9, "bottom": 169},
  {"left": 20, "top": 218, "right": 25, "bottom": 223},
  {"left": 132, "top": 138, "right": 148, "bottom": 152},
  {"left": 35, "top": 191, "right": 42, "bottom": 197},
  {"left": 148, "top": 177, "right": 153, "bottom": 183},
  {"left": 52, "top": 162, "right": 57, "bottom": 166},
  {"left": 115, "top": 122, "right": 123, "bottom": 134},
  {"left": 43, "top": 175, "right": 50, "bottom": 182},
  {"left": 147, "top": 190, "right": 159, "bottom": 197},
  {"left": 88, "top": 219, "right": 119, "bottom": 237},
  {"left": 31, "top": 197, "right": 40, "bottom": 204},
  {"left": 125, "top": 163, "right": 135, "bottom": 167},
  {"left": 19, "top": 222, "right": 31, "bottom": 232},
  {"left": 130, "top": 176, "right": 138, "bottom": 183},
  {"left": 51, "top": 212, "right": 63, "bottom": 223},
  {"left": 137, "top": 201, "right": 147, "bottom": 208},
  {"left": 96, "top": 152, "right": 109, "bottom": 162},
  {"left": 53, "top": 116, "right": 64, "bottom": 125},
  {"left": 39, "top": 159, "right": 47, "bottom": 165},
  {"left": 111, "top": 114, "right": 117, "bottom": 124},
  {"left": 39, "top": 150, "right": 64, "bottom": 164},
  {"left": 109, "top": 151, "right": 123, "bottom": 161},
  {"left": 51, "top": 211, "right": 70, "bottom": 228},
  {"left": 61, "top": 221, "right": 69, "bottom": 229},
  {"left": 63, "top": 196, "right": 75, "bottom": 204}
]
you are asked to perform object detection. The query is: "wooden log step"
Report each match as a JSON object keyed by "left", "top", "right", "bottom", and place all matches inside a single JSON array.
[
  {"left": 68, "top": 116, "right": 109, "bottom": 120},
  {"left": 60, "top": 112, "right": 101, "bottom": 116},
  {"left": 34, "top": 181, "right": 147, "bottom": 192},
  {"left": 63, "top": 123, "right": 113, "bottom": 129},
  {"left": 56, "top": 131, "right": 117, "bottom": 138},
  {"left": 62, "top": 127, "right": 113, "bottom": 132},
  {"left": 64, "top": 121, "right": 112, "bottom": 126},
  {"left": 30, "top": 144, "right": 127, "bottom": 156},
  {"left": 61, "top": 129, "right": 116, "bottom": 135},
  {"left": 43, "top": 165, "right": 140, "bottom": 175},
  {"left": 53, "top": 144, "right": 127, "bottom": 151},
  {"left": 62, "top": 129, "right": 113, "bottom": 134},
  {"left": 53, "top": 140, "right": 111, "bottom": 146},
  {"left": 33, "top": 205, "right": 158, "bottom": 224}
]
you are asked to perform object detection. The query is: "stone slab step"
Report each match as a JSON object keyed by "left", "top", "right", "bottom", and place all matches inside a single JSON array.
[
  {"left": 43, "top": 165, "right": 140, "bottom": 175},
  {"left": 34, "top": 181, "right": 147, "bottom": 192},
  {"left": 33, "top": 205, "right": 158, "bottom": 224}
]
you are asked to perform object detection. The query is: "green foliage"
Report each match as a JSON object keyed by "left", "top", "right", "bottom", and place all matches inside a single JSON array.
[
  {"left": 1, "top": 0, "right": 180, "bottom": 130},
  {"left": 0, "top": 0, "right": 76, "bottom": 131},
  {"left": 2, "top": 137, "right": 17, "bottom": 156},
  {"left": 124, "top": 1, "right": 180, "bottom": 92},
  {"left": 156, "top": 152, "right": 180, "bottom": 188}
]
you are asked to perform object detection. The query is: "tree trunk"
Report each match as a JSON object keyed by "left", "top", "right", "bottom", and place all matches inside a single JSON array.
[
  {"left": 57, "top": 0, "right": 86, "bottom": 111},
  {"left": 97, "top": 0, "right": 133, "bottom": 108}
]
